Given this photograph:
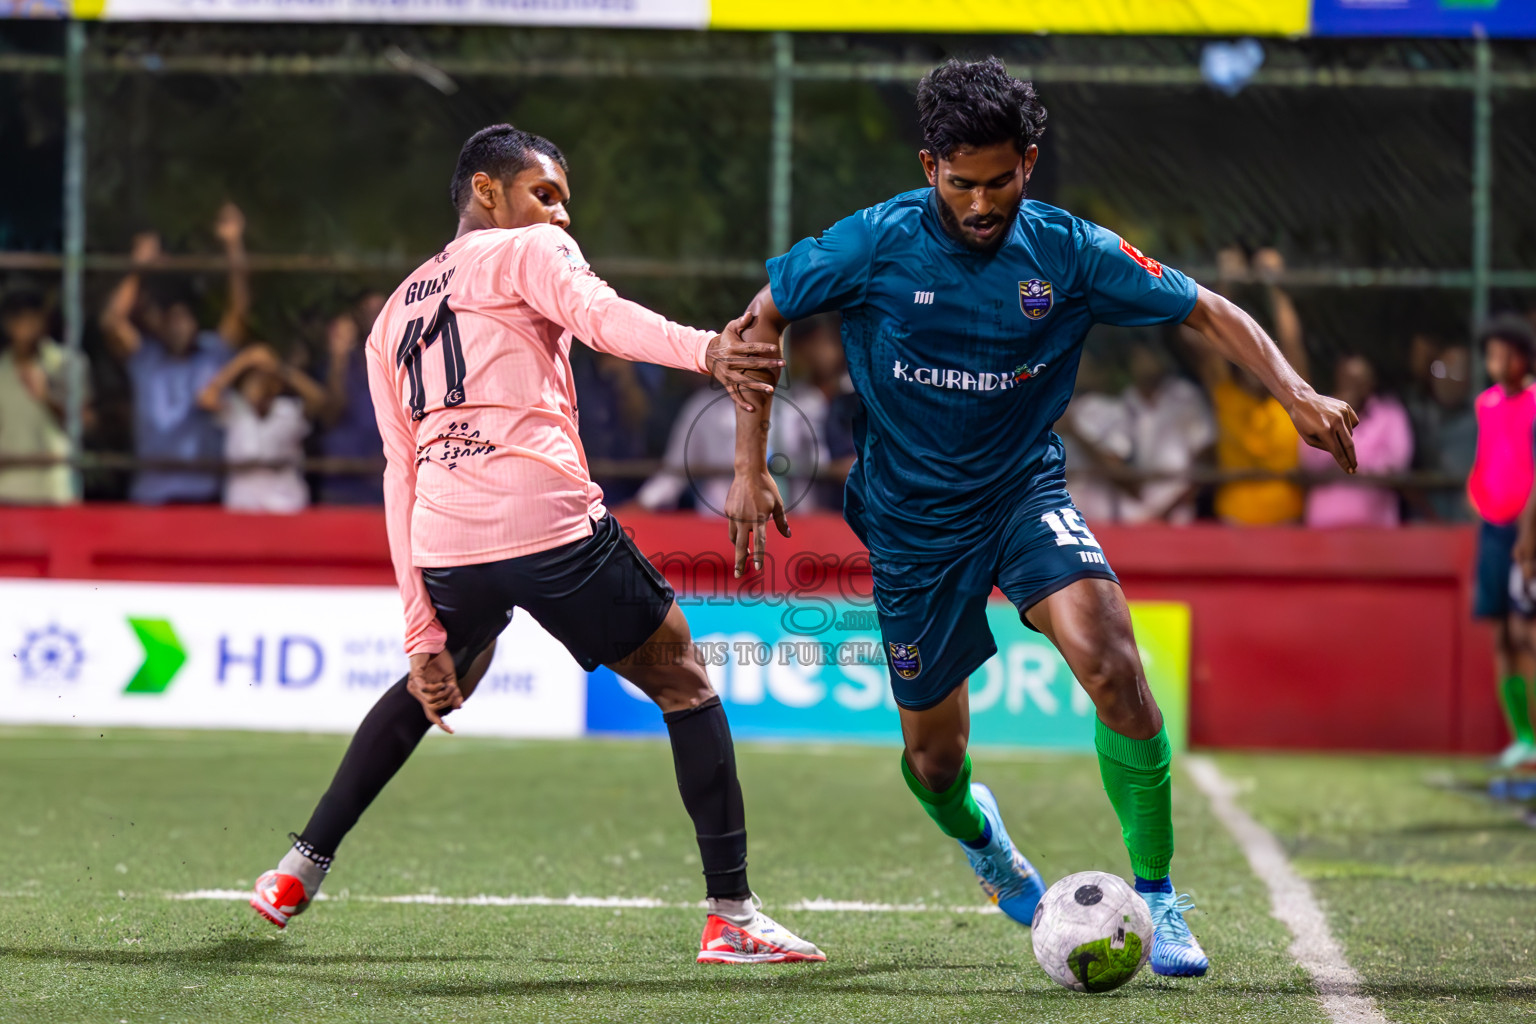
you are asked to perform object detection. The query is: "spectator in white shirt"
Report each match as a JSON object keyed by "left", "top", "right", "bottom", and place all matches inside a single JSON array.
[
  {"left": 1118, "top": 342, "right": 1216, "bottom": 524},
  {"left": 1059, "top": 349, "right": 1132, "bottom": 522},
  {"left": 197, "top": 343, "right": 326, "bottom": 514},
  {"left": 634, "top": 380, "right": 736, "bottom": 516}
]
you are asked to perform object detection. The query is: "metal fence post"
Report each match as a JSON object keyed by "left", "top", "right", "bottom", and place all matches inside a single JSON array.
[
  {"left": 1470, "top": 31, "right": 1492, "bottom": 387},
  {"left": 769, "top": 31, "right": 794, "bottom": 260},
  {"left": 767, "top": 32, "right": 794, "bottom": 492},
  {"left": 62, "top": 20, "right": 87, "bottom": 500}
]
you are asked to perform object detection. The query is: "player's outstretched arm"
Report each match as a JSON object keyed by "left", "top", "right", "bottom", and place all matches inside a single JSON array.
[
  {"left": 1183, "top": 285, "right": 1359, "bottom": 474},
  {"left": 727, "top": 285, "right": 791, "bottom": 577},
  {"left": 511, "top": 225, "right": 780, "bottom": 407}
]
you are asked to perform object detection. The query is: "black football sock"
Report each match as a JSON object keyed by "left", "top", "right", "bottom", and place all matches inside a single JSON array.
[
  {"left": 663, "top": 696, "right": 750, "bottom": 900},
  {"left": 298, "top": 674, "right": 431, "bottom": 858}
]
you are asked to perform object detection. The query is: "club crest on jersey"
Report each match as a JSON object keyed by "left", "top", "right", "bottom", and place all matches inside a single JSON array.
[
  {"left": 1118, "top": 238, "right": 1164, "bottom": 278},
  {"left": 888, "top": 642, "right": 921, "bottom": 680},
  {"left": 1019, "top": 279, "right": 1054, "bottom": 320}
]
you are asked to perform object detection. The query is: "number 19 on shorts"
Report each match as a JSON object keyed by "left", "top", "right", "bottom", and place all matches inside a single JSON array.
[{"left": 1041, "top": 508, "right": 1108, "bottom": 564}]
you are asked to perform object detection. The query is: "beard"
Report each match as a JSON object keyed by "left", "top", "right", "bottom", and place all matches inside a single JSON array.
[{"left": 936, "top": 191, "right": 1023, "bottom": 254}]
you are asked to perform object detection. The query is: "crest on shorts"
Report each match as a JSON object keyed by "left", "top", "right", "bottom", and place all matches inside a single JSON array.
[
  {"left": 1019, "top": 279, "right": 1053, "bottom": 320},
  {"left": 888, "top": 642, "right": 921, "bottom": 680}
]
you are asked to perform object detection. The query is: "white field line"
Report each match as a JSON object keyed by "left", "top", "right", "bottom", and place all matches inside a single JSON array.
[
  {"left": 1186, "top": 756, "right": 1389, "bottom": 1024},
  {"left": 171, "top": 889, "right": 1000, "bottom": 914}
]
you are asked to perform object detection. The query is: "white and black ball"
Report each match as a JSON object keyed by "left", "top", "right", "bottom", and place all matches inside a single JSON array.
[{"left": 1031, "top": 871, "right": 1153, "bottom": 993}]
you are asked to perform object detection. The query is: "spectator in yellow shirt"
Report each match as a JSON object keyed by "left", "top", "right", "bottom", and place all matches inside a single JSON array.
[{"left": 1185, "top": 247, "right": 1307, "bottom": 525}]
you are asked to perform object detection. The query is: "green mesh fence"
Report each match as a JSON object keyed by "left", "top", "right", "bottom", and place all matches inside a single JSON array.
[{"left": 0, "top": 25, "right": 1532, "bottom": 500}]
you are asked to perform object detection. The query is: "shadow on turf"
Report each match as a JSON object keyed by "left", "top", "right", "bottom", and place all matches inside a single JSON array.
[
  {"left": 1364, "top": 981, "right": 1536, "bottom": 1002},
  {"left": 0, "top": 937, "right": 500, "bottom": 969},
  {"left": 1390, "top": 819, "right": 1536, "bottom": 836},
  {"left": 11, "top": 942, "right": 1531, "bottom": 1005}
]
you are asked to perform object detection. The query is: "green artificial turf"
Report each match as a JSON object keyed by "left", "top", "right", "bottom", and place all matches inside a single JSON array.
[
  {"left": 1217, "top": 752, "right": 1536, "bottom": 1024},
  {"left": 4, "top": 726, "right": 1514, "bottom": 1023}
]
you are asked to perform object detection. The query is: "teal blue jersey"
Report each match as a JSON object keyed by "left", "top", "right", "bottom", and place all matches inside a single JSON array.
[{"left": 767, "top": 189, "right": 1199, "bottom": 562}]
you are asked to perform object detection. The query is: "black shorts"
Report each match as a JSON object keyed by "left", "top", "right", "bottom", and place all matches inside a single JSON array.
[
  {"left": 421, "top": 513, "right": 675, "bottom": 672},
  {"left": 1473, "top": 519, "right": 1536, "bottom": 620}
]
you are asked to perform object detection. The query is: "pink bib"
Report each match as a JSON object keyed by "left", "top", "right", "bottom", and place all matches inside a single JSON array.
[{"left": 1468, "top": 383, "right": 1536, "bottom": 525}]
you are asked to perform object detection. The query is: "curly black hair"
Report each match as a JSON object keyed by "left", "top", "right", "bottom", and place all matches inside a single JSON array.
[
  {"left": 916, "top": 57, "right": 1047, "bottom": 161},
  {"left": 1480, "top": 313, "right": 1536, "bottom": 362},
  {"left": 450, "top": 124, "right": 568, "bottom": 213}
]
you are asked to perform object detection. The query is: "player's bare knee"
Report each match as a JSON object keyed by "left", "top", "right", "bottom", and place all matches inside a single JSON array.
[
  {"left": 1075, "top": 648, "right": 1145, "bottom": 719},
  {"left": 905, "top": 743, "right": 966, "bottom": 793}
]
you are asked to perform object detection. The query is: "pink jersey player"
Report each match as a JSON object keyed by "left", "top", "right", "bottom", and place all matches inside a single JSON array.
[
  {"left": 366, "top": 223, "right": 718, "bottom": 655},
  {"left": 252, "top": 125, "right": 821, "bottom": 965}
]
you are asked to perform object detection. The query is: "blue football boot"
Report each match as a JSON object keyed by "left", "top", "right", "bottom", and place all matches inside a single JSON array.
[
  {"left": 1142, "top": 889, "right": 1209, "bottom": 977},
  {"left": 961, "top": 783, "right": 1047, "bottom": 925}
]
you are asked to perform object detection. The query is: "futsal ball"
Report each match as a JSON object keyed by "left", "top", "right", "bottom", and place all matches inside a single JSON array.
[{"left": 1031, "top": 871, "right": 1153, "bottom": 993}]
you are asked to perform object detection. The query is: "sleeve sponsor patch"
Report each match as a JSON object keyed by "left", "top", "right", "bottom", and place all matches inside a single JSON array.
[
  {"left": 554, "top": 242, "right": 586, "bottom": 270},
  {"left": 1118, "top": 237, "right": 1164, "bottom": 278}
]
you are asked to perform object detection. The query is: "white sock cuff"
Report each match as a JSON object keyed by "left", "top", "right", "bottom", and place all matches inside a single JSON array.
[{"left": 706, "top": 896, "right": 755, "bottom": 925}]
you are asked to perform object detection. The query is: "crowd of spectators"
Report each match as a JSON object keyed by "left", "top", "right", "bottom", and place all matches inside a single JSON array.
[
  {"left": 0, "top": 205, "right": 392, "bottom": 513},
  {"left": 1060, "top": 246, "right": 1500, "bottom": 527},
  {"left": 0, "top": 221, "right": 1523, "bottom": 527}
]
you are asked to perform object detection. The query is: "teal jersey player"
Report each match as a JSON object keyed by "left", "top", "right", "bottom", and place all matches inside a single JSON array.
[
  {"left": 728, "top": 58, "right": 1360, "bottom": 980},
  {"left": 769, "top": 189, "right": 1197, "bottom": 570}
]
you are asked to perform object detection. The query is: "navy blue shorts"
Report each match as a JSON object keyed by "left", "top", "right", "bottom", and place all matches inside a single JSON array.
[
  {"left": 870, "top": 484, "right": 1118, "bottom": 711},
  {"left": 421, "top": 513, "right": 675, "bottom": 672},
  {"left": 1474, "top": 520, "right": 1533, "bottom": 620}
]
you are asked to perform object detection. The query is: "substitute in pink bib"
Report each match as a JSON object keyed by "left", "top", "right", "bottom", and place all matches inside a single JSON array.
[{"left": 1468, "top": 382, "right": 1536, "bottom": 527}]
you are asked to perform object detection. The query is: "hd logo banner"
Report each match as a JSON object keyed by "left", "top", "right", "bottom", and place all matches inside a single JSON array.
[{"left": 0, "top": 579, "right": 586, "bottom": 737}]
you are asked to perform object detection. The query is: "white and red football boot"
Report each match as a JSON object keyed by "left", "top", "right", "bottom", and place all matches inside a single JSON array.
[
  {"left": 697, "top": 897, "right": 825, "bottom": 964},
  {"left": 250, "top": 869, "right": 311, "bottom": 929}
]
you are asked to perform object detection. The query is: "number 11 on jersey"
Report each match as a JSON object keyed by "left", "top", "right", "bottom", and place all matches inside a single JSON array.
[{"left": 395, "top": 295, "right": 467, "bottom": 421}]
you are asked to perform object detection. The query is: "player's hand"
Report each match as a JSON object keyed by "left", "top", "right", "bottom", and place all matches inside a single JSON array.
[
  {"left": 726, "top": 466, "right": 790, "bottom": 578},
  {"left": 1287, "top": 388, "right": 1360, "bottom": 474},
  {"left": 706, "top": 311, "right": 784, "bottom": 413},
  {"left": 407, "top": 650, "right": 463, "bottom": 734}
]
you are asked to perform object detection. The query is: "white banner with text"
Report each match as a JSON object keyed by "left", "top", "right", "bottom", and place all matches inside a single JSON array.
[{"left": 0, "top": 579, "right": 586, "bottom": 737}]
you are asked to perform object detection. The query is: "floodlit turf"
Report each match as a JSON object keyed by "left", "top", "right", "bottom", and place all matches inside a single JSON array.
[
  {"left": 1220, "top": 752, "right": 1536, "bottom": 1024},
  {"left": 0, "top": 728, "right": 1524, "bottom": 1023}
]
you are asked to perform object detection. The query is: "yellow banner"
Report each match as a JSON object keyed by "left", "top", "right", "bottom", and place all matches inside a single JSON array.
[{"left": 709, "top": 0, "right": 1308, "bottom": 35}]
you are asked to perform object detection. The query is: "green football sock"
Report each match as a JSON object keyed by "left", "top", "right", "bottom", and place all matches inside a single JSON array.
[
  {"left": 901, "top": 751, "right": 986, "bottom": 843},
  {"left": 1094, "top": 718, "right": 1174, "bottom": 881},
  {"left": 1499, "top": 675, "right": 1536, "bottom": 746}
]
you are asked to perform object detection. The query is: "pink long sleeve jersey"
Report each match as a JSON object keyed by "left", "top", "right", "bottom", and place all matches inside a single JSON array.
[{"left": 366, "top": 224, "right": 715, "bottom": 655}]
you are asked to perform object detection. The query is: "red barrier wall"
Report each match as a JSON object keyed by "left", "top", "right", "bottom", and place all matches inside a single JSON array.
[{"left": 0, "top": 505, "right": 1501, "bottom": 754}]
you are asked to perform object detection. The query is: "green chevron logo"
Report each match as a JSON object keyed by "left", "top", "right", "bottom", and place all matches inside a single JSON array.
[{"left": 124, "top": 617, "right": 186, "bottom": 695}]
